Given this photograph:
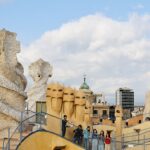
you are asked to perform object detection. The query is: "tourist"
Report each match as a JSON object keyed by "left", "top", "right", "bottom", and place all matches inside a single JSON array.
[
  {"left": 88, "top": 127, "right": 93, "bottom": 150},
  {"left": 92, "top": 129, "right": 98, "bottom": 150},
  {"left": 105, "top": 133, "right": 111, "bottom": 150},
  {"left": 98, "top": 130, "right": 105, "bottom": 150},
  {"left": 73, "top": 125, "right": 83, "bottom": 144},
  {"left": 61, "top": 115, "right": 68, "bottom": 137},
  {"left": 83, "top": 126, "right": 90, "bottom": 150}
]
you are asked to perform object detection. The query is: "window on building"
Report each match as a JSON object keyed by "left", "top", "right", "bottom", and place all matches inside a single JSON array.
[
  {"left": 103, "top": 110, "right": 107, "bottom": 116},
  {"left": 102, "top": 110, "right": 108, "bottom": 118},
  {"left": 36, "top": 101, "right": 47, "bottom": 124},
  {"left": 93, "top": 110, "right": 98, "bottom": 115},
  {"left": 100, "top": 119, "right": 103, "bottom": 122}
]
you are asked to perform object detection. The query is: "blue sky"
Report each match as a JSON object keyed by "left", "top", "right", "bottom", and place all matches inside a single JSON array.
[
  {"left": 0, "top": 0, "right": 150, "bottom": 44},
  {"left": 1, "top": 0, "right": 150, "bottom": 105}
]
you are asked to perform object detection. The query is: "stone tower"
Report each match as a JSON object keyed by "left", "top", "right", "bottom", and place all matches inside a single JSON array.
[
  {"left": 0, "top": 29, "right": 27, "bottom": 132},
  {"left": 26, "top": 59, "right": 53, "bottom": 112},
  {"left": 143, "top": 91, "right": 150, "bottom": 121},
  {"left": 115, "top": 105, "right": 123, "bottom": 150}
]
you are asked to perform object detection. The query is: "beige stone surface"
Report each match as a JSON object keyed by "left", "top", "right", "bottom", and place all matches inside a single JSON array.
[
  {"left": 74, "top": 90, "right": 86, "bottom": 123},
  {"left": 126, "top": 114, "right": 143, "bottom": 127},
  {"left": 92, "top": 103, "right": 110, "bottom": 124},
  {"left": 26, "top": 59, "right": 52, "bottom": 112},
  {"left": 115, "top": 105, "right": 123, "bottom": 150},
  {"left": 46, "top": 83, "right": 91, "bottom": 124},
  {"left": 0, "top": 29, "right": 27, "bottom": 91},
  {"left": 84, "top": 100, "right": 92, "bottom": 125},
  {"left": 17, "top": 130, "right": 84, "bottom": 150},
  {"left": 143, "top": 91, "right": 150, "bottom": 121},
  {"left": 93, "top": 124, "right": 116, "bottom": 133},
  {"left": 123, "top": 122, "right": 150, "bottom": 142},
  {"left": 63, "top": 87, "right": 75, "bottom": 119},
  {"left": 121, "top": 122, "right": 150, "bottom": 150},
  {"left": 46, "top": 83, "right": 65, "bottom": 136},
  {"left": 46, "top": 83, "right": 92, "bottom": 140},
  {"left": 0, "top": 29, "right": 27, "bottom": 133}
]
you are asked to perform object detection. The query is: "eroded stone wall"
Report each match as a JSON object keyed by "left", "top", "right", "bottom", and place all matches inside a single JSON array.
[
  {"left": 26, "top": 59, "right": 53, "bottom": 112},
  {"left": 0, "top": 29, "right": 27, "bottom": 133}
]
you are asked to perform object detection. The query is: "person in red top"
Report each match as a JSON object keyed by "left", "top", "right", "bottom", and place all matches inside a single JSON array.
[{"left": 105, "top": 133, "right": 111, "bottom": 150}]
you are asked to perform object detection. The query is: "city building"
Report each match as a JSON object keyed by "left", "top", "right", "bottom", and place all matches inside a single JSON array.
[
  {"left": 95, "top": 93, "right": 106, "bottom": 104},
  {"left": 131, "top": 106, "right": 144, "bottom": 117},
  {"left": 116, "top": 88, "right": 134, "bottom": 119},
  {"left": 116, "top": 88, "right": 134, "bottom": 110},
  {"left": 92, "top": 102, "right": 110, "bottom": 124}
]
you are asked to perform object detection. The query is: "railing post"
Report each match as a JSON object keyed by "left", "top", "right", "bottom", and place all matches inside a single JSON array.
[
  {"left": 20, "top": 111, "right": 23, "bottom": 141},
  {"left": 26, "top": 102, "right": 29, "bottom": 114},
  {"left": 40, "top": 101, "right": 42, "bottom": 129},
  {"left": 122, "top": 134, "right": 124, "bottom": 150},
  {"left": 144, "top": 135, "right": 146, "bottom": 150},
  {"left": 111, "top": 131, "right": 116, "bottom": 150},
  {"left": 7, "top": 128, "right": 10, "bottom": 150},
  {"left": 2, "top": 138, "right": 5, "bottom": 150}
]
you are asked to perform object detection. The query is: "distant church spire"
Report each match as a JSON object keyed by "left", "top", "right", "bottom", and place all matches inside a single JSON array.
[
  {"left": 84, "top": 74, "right": 86, "bottom": 83},
  {"left": 80, "top": 74, "right": 90, "bottom": 90}
]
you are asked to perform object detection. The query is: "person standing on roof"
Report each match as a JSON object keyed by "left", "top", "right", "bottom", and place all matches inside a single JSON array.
[
  {"left": 62, "top": 115, "right": 68, "bottom": 137},
  {"left": 83, "top": 126, "right": 90, "bottom": 149},
  {"left": 73, "top": 124, "right": 83, "bottom": 144}
]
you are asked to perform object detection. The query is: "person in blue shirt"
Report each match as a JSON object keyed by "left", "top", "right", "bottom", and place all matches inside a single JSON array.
[
  {"left": 98, "top": 130, "right": 105, "bottom": 150},
  {"left": 83, "top": 126, "right": 90, "bottom": 150},
  {"left": 92, "top": 129, "right": 98, "bottom": 150}
]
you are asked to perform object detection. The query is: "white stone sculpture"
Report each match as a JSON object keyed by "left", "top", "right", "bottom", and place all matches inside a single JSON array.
[
  {"left": 0, "top": 29, "right": 27, "bottom": 130},
  {"left": 26, "top": 59, "right": 52, "bottom": 112},
  {"left": 143, "top": 91, "right": 150, "bottom": 121}
]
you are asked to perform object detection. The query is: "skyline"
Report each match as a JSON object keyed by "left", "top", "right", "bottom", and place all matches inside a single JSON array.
[{"left": 1, "top": 0, "right": 150, "bottom": 104}]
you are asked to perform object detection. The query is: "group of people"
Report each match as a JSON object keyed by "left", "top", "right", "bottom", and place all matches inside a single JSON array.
[
  {"left": 87, "top": 128, "right": 111, "bottom": 150},
  {"left": 61, "top": 115, "right": 111, "bottom": 150}
]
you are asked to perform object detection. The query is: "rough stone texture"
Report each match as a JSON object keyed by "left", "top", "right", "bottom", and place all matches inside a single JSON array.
[
  {"left": 26, "top": 59, "right": 52, "bottom": 112},
  {"left": 0, "top": 29, "right": 27, "bottom": 131},
  {"left": 46, "top": 83, "right": 92, "bottom": 126},
  {"left": 46, "top": 84, "right": 92, "bottom": 140},
  {"left": 143, "top": 91, "right": 150, "bottom": 121}
]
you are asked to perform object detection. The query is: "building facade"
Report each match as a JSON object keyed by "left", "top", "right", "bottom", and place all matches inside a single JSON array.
[
  {"left": 116, "top": 88, "right": 134, "bottom": 110},
  {"left": 116, "top": 88, "right": 134, "bottom": 119},
  {"left": 95, "top": 93, "right": 106, "bottom": 104},
  {"left": 92, "top": 102, "right": 110, "bottom": 124}
]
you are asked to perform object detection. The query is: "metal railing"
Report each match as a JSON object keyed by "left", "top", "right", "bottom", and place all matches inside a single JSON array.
[
  {"left": 2, "top": 110, "right": 150, "bottom": 150},
  {"left": 2, "top": 110, "right": 81, "bottom": 150}
]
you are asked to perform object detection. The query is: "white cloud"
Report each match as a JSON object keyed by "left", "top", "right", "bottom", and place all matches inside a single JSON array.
[
  {"left": 19, "top": 13, "right": 150, "bottom": 105},
  {"left": 133, "top": 4, "right": 144, "bottom": 10}
]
